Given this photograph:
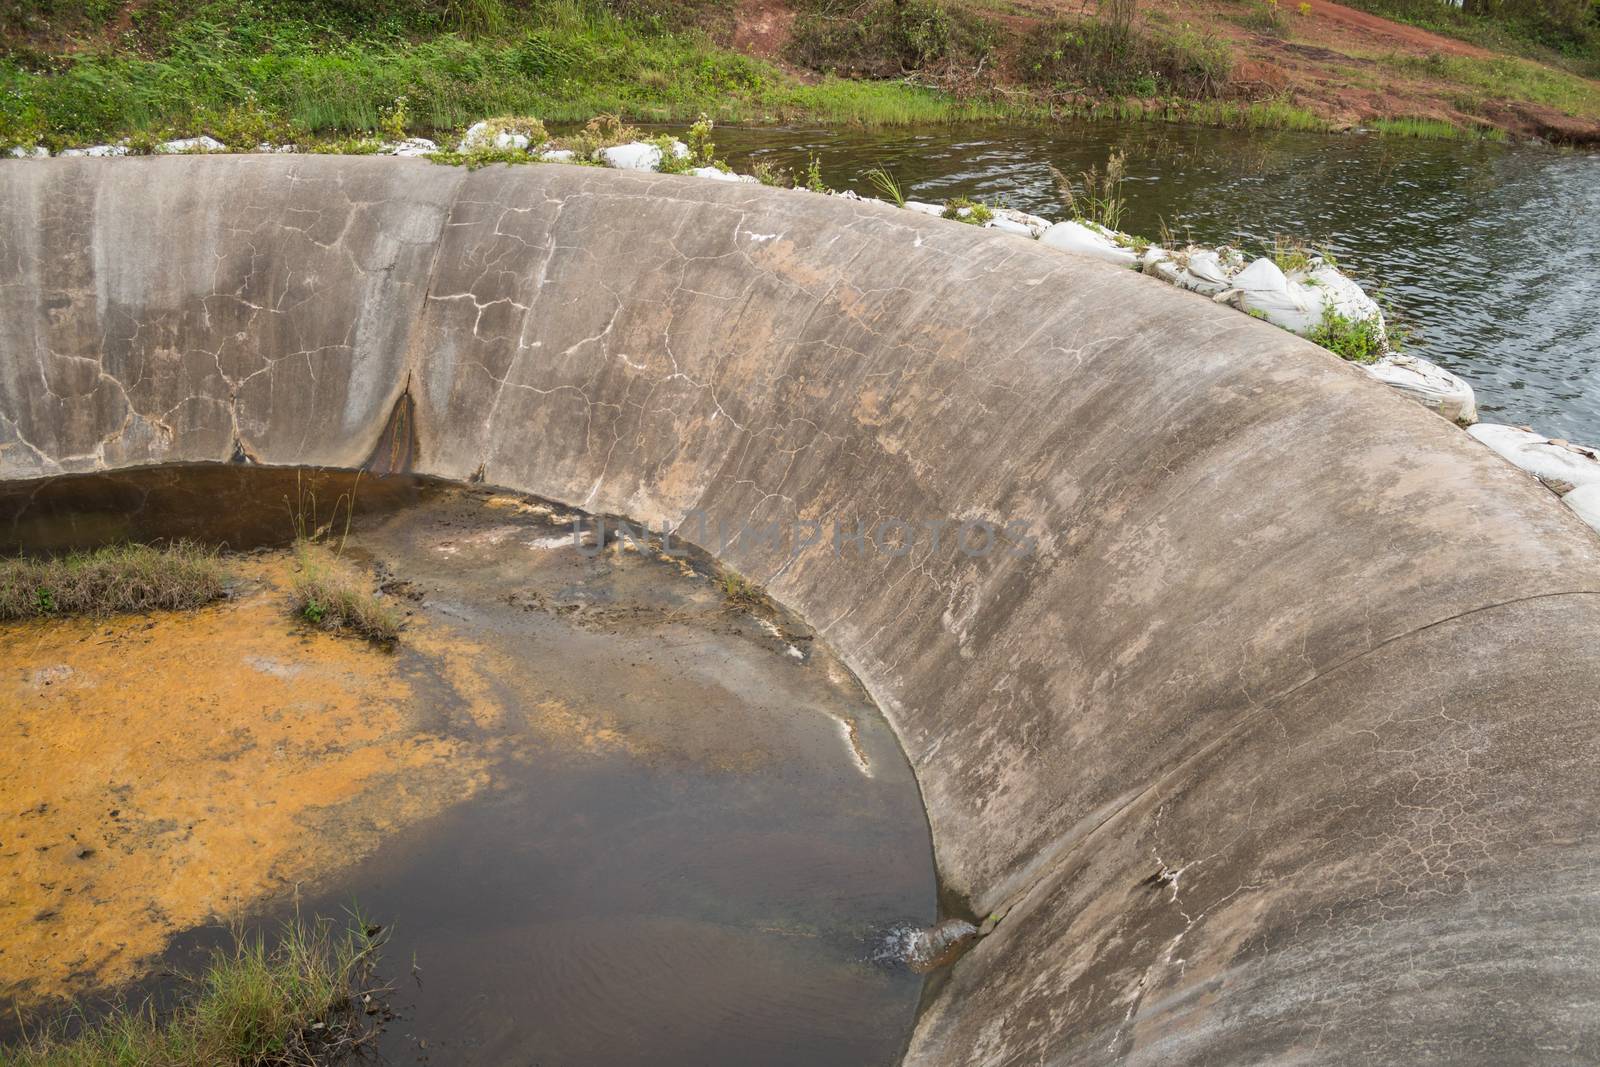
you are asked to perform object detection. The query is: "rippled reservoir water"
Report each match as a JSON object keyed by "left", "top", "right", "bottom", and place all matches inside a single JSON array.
[{"left": 709, "top": 124, "right": 1599, "bottom": 443}]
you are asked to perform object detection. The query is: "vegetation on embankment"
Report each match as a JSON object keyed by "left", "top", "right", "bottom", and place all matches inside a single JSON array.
[
  {"left": 0, "top": 0, "right": 1596, "bottom": 151},
  {"left": 0, "top": 0, "right": 1019, "bottom": 151},
  {"left": 1, "top": 914, "right": 390, "bottom": 1067},
  {"left": 0, "top": 542, "right": 225, "bottom": 620}
]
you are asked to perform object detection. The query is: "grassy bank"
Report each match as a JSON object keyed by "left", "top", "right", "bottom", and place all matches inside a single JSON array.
[
  {"left": 0, "top": 542, "right": 225, "bottom": 620},
  {"left": 2, "top": 914, "right": 388, "bottom": 1067},
  {"left": 0, "top": 0, "right": 1018, "bottom": 150},
  {"left": 0, "top": 0, "right": 1595, "bottom": 149}
]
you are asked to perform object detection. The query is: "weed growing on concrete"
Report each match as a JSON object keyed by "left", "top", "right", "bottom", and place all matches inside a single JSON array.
[
  {"left": 719, "top": 570, "right": 767, "bottom": 609},
  {"left": 0, "top": 542, "right": 226, "bottom": 621},
  {"left": 941, "top": 196, "right": 994, "bottom": 224},
  {"left": 2, "top": 912, "right": 390, "bottom": 1066},
  {"left": 1050, "top": 149, "right": 1126, "bottom": 232},
  {"left": 685, "top": 112, "right": 716, "bottom": 165},
  {"left": 427, "top": 145, "right": 540, "bottom": 168},
  {"left": 748, "top": 159, "right": 792, "bottom": 187},
  {"left": 865, "top": 166, "right": 907, "bottom": 206},
  {"left": 553, "top": 113, "right": 640, "bottom": 159},
  {"left": 804, "top": 154, "right": 832, "bottom": 194}
]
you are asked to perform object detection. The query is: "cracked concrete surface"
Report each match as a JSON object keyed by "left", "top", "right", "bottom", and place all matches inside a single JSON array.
[{"left": 4, "top": 156, "right": 1600, "bottom": 1064}]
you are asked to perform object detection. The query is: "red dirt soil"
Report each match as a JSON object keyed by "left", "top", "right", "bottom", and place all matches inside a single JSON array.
[{"left": 733, "top": 0, "right": 1600, "bottom": 142}]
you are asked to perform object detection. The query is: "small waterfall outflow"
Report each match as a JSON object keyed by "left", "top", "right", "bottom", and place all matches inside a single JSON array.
[{"left": 891, "top": 919, "right": 980, "bottom": 974}]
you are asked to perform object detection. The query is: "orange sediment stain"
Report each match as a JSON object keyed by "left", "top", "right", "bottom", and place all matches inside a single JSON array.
[{"left": 0, "top": 559, "right": 487, "bottom": 1004}]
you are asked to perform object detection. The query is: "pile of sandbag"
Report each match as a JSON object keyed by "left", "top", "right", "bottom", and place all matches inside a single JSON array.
[{"left": 1467, "top": 425, "right": 1600, "bottom": 532}]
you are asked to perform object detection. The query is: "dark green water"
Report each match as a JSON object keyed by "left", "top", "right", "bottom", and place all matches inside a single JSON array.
[{"left": 708, "top": 123, "right": 1599, "bottom": 443}]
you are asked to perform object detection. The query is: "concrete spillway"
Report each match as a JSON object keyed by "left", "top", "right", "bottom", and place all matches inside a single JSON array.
[{"left": 4, "top": 156, "right": 1600, "bottom": 1063}]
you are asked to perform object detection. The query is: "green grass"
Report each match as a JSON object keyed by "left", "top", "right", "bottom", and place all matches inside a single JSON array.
[
  {"left": 941, "top": 196, "right": 994, "bottom": 223},
  {"left": 1368, "top": 114, "right": 1508, "bottom": 139},
  {"left": 0, "top": 542, "right": 226, "bottom": 620},
  {"left": 1, "top": 0, "right": 1573, "bottom": 150},
  {"left": 1307, "top": 303, "right": 1388, "bottom": 363},
  {"left": 0, "top": 0, "right": 1026, "bottom": 150},
  {"left": 1, "top": 913, "right": 388, "bottom": 1067},
  {"left": 1331, "top": 0, "right": 1599, "bottom": 77},
  {"left": 719, "top": 569, "right": 767, "bottom": 609},
  {"left": 1373, "top": 50, "right": 1600, "bottom": 120}
]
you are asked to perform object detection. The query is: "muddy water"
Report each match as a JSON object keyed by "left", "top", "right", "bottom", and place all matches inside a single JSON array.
[
  {"left": 701, "top": 123, "right": 1600, "bottom": 444},
  {"left": 0, "top": 468, "right": 936, "bottom": 1065}
]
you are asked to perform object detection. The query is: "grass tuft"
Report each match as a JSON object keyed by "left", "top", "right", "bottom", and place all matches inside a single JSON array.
[
  {"left": 719, "top": 569, "right": 767, "bottom": 609},
  {"left": 941, "top": 196, "right": 993, "bottom": 223},
  {"left": 0, "top": 542, "right": 225, "bottom": 621},
  {"left": 2, "top": 912, "right": 390, "bottom": 1067},
  {"left": 291, "top": 543, "right": 401, "bottom": 645},
  {"left": 1050, "top": 148, "right": 1126, "bottom": 232}
]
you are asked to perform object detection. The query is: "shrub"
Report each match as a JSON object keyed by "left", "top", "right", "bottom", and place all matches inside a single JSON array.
[
  {"left": 1307, "top": 303, "right": 1387, "bottom": 363},
  {"left": 1019, "top": 16, "right": 1232, "bottom": 97},
  {"left": 553, "top": 111, "right": 639, "bottom": 157},
  {"left": 788, "top": 0, "right": 993, "bottom": 77}
]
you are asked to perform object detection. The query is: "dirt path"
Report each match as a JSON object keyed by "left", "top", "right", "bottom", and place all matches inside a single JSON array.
[
  {"left": 1299, "top": 0, "right": 1494, "bottom": 57},
  {"left": 733, "top": 0, "right": 797, "bottom": 59}
]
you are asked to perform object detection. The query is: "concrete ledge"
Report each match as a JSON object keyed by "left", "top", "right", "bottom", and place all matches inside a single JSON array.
[{"left": 4, "top": 157, "right": 1599, "bottom": 1063}]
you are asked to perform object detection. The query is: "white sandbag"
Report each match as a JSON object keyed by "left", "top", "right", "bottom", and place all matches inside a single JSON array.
[
  {"left": 383, "top": 137, "right": 438, "bottom": 157},
  {"left": 60, "top": 144, "right": 128, "bottom": 157},
  {"left": 537, "top": 148, "right": 575, "bottom": 163},
  {"left": 458, "top": 121, "right": 530, "bottom": 152},
  {"left": 158, "top": 135, "right": 225, "bottom": 153},
  {"left": 600, "top": 139, "right": 686, "bottom": 171},
  {"left": 1039, "top": 220, "right": 1138, "bottom": 267},
  {"left": 254, "top": 142, "right": 297, "bottom": 153},
  {"left": 7, "top": 145, "right": 49, "bottom": 158},
  {"left": 1562, "top": 483, "right": 1600, "bottom": 533},
  {"left": 985, "top": 215, "right": 1037, "bottom": 237},
  {"left": 985, "top": 207, "right": 1051, "bottom": 239},
  {"left": 1226, "top": 257, "right": 1385, "bottom": 340},
  {"left": 688, "top": 166, "right": 742, "bottom": 182},
  {"left": 599, "top": 141, "right": 660, "bottom": 170},
  {"left": 1364, "top": 354, "right": 1478, "bottom": 425},
  {"left": 1467, "top": 424, "right": 1600, "bottom": 491},
  {"left": 902, "top": 200, "right": 945, "bottom": 217},
  {"left": 1149, "top": 247, "right": 1242, "bottom": 296}
]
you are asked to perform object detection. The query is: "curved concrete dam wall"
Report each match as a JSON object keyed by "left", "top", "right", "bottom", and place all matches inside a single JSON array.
[{"left": 5, "top": 156, "right": 1600, "bottom": 1063}]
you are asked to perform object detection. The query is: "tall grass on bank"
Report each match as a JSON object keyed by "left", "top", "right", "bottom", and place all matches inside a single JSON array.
[
  {"left": 0, "top": 0, "right": 1017, "bottom": 149},
  {"left": 2, "top": 913, "right": 390, "bottom": 1067},
  {"left": 0, "top": 542, "right": 225, "bottom": 621},
  {"left": 1369, "top": 114, "right": 1508, "bottom": 140}
]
